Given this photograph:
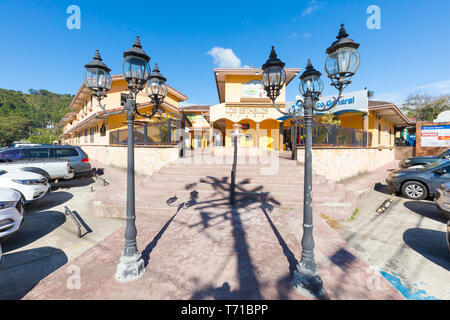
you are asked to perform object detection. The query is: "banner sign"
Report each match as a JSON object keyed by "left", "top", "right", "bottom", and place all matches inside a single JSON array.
[
  {"left": 242, "top": 80, "right": 267, "bottom": 98},
  {"left": 314, "top": 89, "right": 368, "bottom": 114},
  {"left": 421, "top": 125, "right": 450, "bottom": 147}
]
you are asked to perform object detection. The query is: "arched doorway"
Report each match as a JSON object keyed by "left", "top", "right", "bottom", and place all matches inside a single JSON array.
[
  {"left": 237, "top": 119, "right": 257, "bottom": 148},
  {"left": 260, "top": 119, "right": 281, "bottom": 150}
]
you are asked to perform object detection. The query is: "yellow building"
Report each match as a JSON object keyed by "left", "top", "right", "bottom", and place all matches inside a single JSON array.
[
  {"left": 181, "top": 68, "right": 412, "bottom": 150},
  {"left": 61, "top": 67, "right": 412, "bottom": 152},
  {"left": 188, "top": 67, "right": 301, "bottom": 150},
  {"left": 60, "top": 75, "right": 188, "bottom": 146}
]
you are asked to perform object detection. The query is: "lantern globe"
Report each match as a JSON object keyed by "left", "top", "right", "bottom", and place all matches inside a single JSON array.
[
  {"left": 145, "top": 63, "right": 168, "bottom": 105},
  {"left": 261, "top": 46, "right": 286, "bottom": 103},
  {"left": 84, "top": 50, "right": 112, "bottom": 94},
  {"left": 299, "top": 60, "right": 323, "bottom": 96},
  {"left": 325, "top": 24, "right": 360, "bottom": 88},
  {"left": 122, "top": 36, "right": 151, "bottom": 86}
]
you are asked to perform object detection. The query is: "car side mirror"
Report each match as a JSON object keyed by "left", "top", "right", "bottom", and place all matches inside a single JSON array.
[{"left": 435, "top": 169, "right": 447, "bottom": 175}]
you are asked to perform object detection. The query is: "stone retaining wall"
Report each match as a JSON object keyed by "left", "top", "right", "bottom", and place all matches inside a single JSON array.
[
  {"left": 297, "top": 147, "right": 395, "bottom": 182},
  {"left": 81, "top": 145, "right": 179, "bottom": 176}
]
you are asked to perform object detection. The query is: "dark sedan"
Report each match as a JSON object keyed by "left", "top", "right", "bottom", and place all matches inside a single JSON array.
[
  {"left": 387, "top": 159, "right": 450, "bottom": 200},
  {"left": 399, "top": 149, "right": 450, "bottom": 168}
]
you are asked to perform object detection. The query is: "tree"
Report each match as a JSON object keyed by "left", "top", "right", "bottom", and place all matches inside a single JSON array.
[
  {"left": 320, "top": 112, "right": 341, "bottom": 126},
  {"left": 0, "top": 116, "right": 33, "bottom": 146},
  {"left": 402, "top": 94, "right": 450, "bottom": 121},
  {"left": 364, "top": 87, "right": 375, "bottom": 99}
]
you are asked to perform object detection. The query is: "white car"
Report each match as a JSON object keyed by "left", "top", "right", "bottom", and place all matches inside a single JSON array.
[
  {"left": 0, "top": 188, "right": 24, "bottom": 241},
  {"left": 0, "top": 169, "right": 49, "bottom": 203}
]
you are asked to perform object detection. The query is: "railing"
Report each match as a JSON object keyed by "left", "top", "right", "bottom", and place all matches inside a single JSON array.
[
  {"left": 109, "top": 119, "right": 181, "bottom": 146},
  {"left": 296, "top": 120, "right": 372, "bottom": 147}
]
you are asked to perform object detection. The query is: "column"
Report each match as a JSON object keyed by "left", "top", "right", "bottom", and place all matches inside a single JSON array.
[
  {"left": 255, "top": 122, "right": 260, "bottom": 148},
  {"left": 362, "top": 113, "right": 369, "bottom": 146}
]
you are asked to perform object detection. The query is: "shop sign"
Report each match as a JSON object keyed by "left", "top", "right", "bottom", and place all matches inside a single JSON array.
[
  {"left": 242, "top": 80, "right": 267, "bottom": 98},
  {"left": 225, "top": 107, "right": 269, "bottom": 117},
  {"left": 421, "top": 125, "right": 450, "bottom": 147},
  {"left": 314, "top": 89, "right": 368, "bottom": 114}
]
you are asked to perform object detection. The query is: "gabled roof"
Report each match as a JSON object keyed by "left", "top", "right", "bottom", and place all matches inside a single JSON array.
[
  {"left": 181, "top": 105, "right": 211, "bottom": 112},
  {"left": 368, "top": 100, "right": 413, "bottom": 127}
]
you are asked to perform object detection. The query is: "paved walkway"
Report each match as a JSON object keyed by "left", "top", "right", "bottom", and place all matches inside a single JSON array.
[{"left": 24, "top": 151, "right": 404, "bottom": 300}]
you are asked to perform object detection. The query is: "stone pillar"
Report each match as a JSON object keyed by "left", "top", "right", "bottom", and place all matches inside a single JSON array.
[
  {"left": 362, "top": 113, "right": 369, "bottom": 146},
  {"left": 255, "top": 122, "right": 260, "bottom": 148},
  {"left": 209, "top": 125, "right": 213, "bottom": 148},
  {"left": 362, "top": 113, "right": 369, "bottom": 131}
]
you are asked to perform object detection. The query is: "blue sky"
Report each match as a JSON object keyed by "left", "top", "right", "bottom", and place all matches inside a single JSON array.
[{"left": 0, "top": 0, "right": 449, "bottom": 106}]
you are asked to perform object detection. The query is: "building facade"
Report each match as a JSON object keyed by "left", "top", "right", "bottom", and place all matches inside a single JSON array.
[
  {"left": 181, "top": 68, "right": 412, "bottom": 150},
  {"left": 60, "top": 75, "right": 188, "bottom": 147}
]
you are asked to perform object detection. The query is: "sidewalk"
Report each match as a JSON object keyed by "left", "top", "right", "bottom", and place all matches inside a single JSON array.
[{"left": 23, "top": 159, "right": 404, "bottom": 300}]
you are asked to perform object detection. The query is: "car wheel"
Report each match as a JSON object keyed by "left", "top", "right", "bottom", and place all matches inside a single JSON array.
[{"left": 401, "top": 181, "right": 428, "bottom": 200}]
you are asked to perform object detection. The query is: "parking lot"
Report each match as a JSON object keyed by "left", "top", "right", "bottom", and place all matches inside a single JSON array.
[
  {"left": 0, "top": 175, "right": 123, "bottom": 300},
  {"left": 336, "top": 184, "right": 450, "bottom": 300}
]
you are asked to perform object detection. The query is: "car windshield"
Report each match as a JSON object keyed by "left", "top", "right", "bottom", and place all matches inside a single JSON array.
[
  {"left": 437, "top": 149, "right": 450, "bottom": 158},
  {"left": 0, "top": 170, "right": 5, "bottom": 176},
  {"left": 423, "top": 160, "right": 450, "bottom": 170}
]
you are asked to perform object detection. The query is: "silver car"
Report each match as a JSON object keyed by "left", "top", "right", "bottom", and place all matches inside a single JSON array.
[
  {"left": 0, "top": 145, "right": 92, "bottom": 176},
  {"left": 434, "top": 182, "right": 450, "bottom": 219}
]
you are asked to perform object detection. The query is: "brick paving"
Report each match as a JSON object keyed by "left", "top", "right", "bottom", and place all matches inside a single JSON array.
[{"left": 24, "top": 150, "right": 404, "bottom": 300}]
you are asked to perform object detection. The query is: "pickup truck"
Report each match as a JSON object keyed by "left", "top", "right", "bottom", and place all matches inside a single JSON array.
[{"left": 0, "top": 159, "right": 74, "bottom": 181}]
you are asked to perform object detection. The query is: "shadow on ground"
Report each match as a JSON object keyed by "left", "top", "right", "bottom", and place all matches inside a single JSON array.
[
  {"left": 51, "top": 177, "right": 96, "bottom": 190},
  {"left": 403, "top": 228, "right": 450, "bottom": 271},
  {"left": 26, "top": 191, "right": 73, "bottom": 212},
  {"left": 0, "top": 246, "right": 67, "bottom": 300},
  {"left": 2, "top": 211, "right": 66, "bottom": 252},
  {"left": 404, "top": 201, "right": 448, "bottom": 224},
  {"left": 374, "top": 183, "right": 395, "bottom": 196},
  {"left": 177, "top": 175, "right": 305, "bottom": 300}
]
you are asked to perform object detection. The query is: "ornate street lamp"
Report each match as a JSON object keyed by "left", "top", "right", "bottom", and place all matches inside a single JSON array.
[
  {"left": 83, "top": 36, "right": 168, "bottom": 282},
  {"left": 261, "top": 24, "right": 360, "bottom": 297},
  {"left": 261, "top": 47, "right": 301, "bottom": 160},
  {"left": 325, "top": 24, "right": 360, "bottom": 91}
]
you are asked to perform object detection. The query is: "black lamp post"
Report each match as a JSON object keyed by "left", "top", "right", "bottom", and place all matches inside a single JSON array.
[
  {"left": 261, "top": 47, "right": 301, "bottom": 160},
  {"left": 261, "top": 24, "right": 360, "bottom": 296},
  {"left": 83, "top": 36, "right": 168, "bottom": 282}
]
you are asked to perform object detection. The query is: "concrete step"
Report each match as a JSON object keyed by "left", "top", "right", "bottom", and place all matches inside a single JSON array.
[
  {"left": 158, "top": 167, "right": 304, "bottom": 175},
  {"left": 147, "top": 174, "right": 308, "bottom": 184},
  {"left": 135, "top": 180, "right": 338, "bottom": 194}
]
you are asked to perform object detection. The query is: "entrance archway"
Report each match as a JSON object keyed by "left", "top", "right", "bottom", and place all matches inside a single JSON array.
[{"left": 260, "top": 119, "right": 281, "bottom": 150}]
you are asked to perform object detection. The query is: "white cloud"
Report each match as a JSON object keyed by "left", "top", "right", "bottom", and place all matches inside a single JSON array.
[
  {"left": 374, "top": 92, "right": 408, "bottom": 105},
  {"left": 303, "top": 32, "right": 312, "bottom": 38},
  {"left": 374, "top": 80, "right": 450, "bottom": 106},
  {"left": 207, "top": 47, "right": 242, "bottom": 68},
  {"left": 289, "top": 32, "right": 299, "bottom": 40},
  {"left": 301, "top": 0, "right": 320, "bottom": 17},
  {"left": 414, "top": 80, "right": 450, "bottom": 95}
]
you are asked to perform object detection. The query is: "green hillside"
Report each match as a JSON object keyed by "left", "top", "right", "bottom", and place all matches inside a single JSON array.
[{"left": 0, "top": 88, "right": 73, "bottom": 146}]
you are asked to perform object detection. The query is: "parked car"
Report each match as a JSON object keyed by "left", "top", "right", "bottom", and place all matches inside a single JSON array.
[
  {"left": 386, "top": 159, "right": 450, "bottom": 200},
  {"left": 0, "top": 188, "right": 24, "bottom": 242},
  {"left": 0, "top": 169, "right": 49, "bottom": 203},
  {"left": 447, "top": 220, "right": 450, "bottom": 254},
  {"left": 434, "top": 182, "right": 450, "bottom": 219},
  {"left": 0, "top": 158, "right": 74, "bottom": 181},
  {"left": 0, "top": 145, "right": 92, "bottom": 176},
  {"left": 399, "top": 149, "right": 450, "bottom": 168}
]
